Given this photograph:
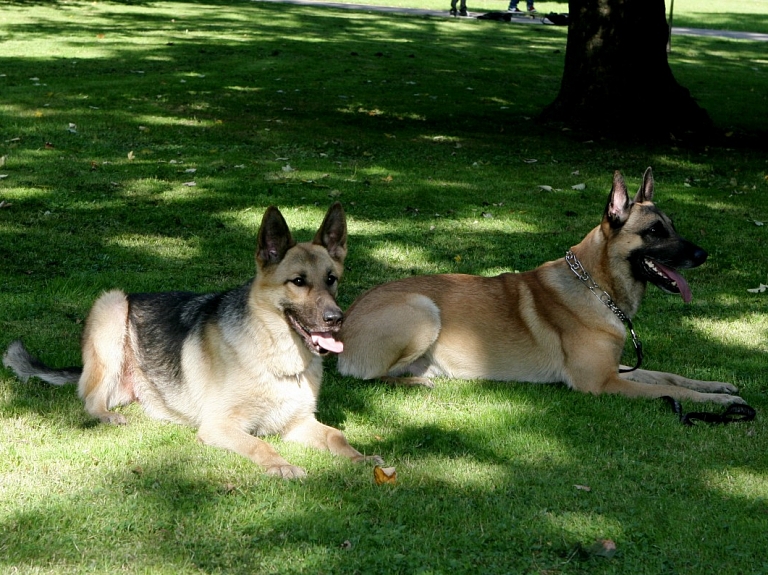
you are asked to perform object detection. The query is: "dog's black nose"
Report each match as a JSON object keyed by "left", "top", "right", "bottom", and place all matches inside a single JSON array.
[
  {"left": 323, "top": 309, "right": 343, "bottom": 326},
  {"left": 692, "top": 247, "right": 708, "bottom": 266}
]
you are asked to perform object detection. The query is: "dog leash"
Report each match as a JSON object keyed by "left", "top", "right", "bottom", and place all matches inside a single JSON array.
[
  {"left": 565, "top": 250, "right": 643, "bottom": 373},
  {"left": 661, "top": 396, "right": 756, "bottom": 425}
]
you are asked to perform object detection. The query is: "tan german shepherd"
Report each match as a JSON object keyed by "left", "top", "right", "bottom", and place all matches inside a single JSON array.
[
  {"left": 3, "top": 202, "right": 382, "bottom": 478},
  {"left": 338, "top": 169, "right": 745, "bottom": 406}
]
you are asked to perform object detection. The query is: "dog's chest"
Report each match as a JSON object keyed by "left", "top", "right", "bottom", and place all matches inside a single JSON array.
[{"left": 232, "top": 363, "right": 322, "bottom": 436}]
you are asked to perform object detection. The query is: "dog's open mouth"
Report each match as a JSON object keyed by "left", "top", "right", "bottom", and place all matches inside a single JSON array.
[
  {"left": 641, "top": 258, "right": 693, "bottom": 303},
  {"left": 285, "top": 311, "right": 344, "bottom": 355}
]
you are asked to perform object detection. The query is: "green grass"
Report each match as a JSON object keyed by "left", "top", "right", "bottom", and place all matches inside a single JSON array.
[{"left": 1, "top": 1, "right": 767, "bottom": 574}]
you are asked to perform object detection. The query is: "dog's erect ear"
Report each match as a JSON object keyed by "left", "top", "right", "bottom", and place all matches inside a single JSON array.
[
  {"left": 313, "top": 202, "right": 347, "bottom": 264},
  {"left": 256, "top": 206, "right": 297, "bottom": 267},
  {"left": 604, "top": 170, "right": 632, "bottom": 228},
  {"left": 633, "top": 167, "right": 655, "bottom": 203}
]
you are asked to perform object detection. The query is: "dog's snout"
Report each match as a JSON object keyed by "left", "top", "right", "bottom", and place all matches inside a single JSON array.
[
  {"left": 323, "top": 308, "right": 344, "bottom": 326},
  {"left": 692, "top": 247, "right": 708, "bottom": 266}
]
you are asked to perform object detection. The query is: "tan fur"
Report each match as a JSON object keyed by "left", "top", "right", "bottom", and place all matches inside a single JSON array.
[{"left": 338, "top": 171, "right": 744, "bottom": 406}]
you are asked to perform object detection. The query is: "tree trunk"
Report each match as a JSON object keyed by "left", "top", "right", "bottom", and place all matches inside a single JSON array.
[{"left": 541, "top": 0, "right": 713, "bottom": 139}]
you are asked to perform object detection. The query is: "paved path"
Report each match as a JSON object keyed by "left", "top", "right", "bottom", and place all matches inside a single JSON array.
[{"left": 254, "top": 0, "right": 768, "bottom": 42}]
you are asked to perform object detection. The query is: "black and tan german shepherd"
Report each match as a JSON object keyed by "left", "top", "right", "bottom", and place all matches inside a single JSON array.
[
  {"left": 3, "top": 202, "right": 382, "bottom": 478},
  {"left": 338, "top": 169, "right": 744, "bottom": 406}
]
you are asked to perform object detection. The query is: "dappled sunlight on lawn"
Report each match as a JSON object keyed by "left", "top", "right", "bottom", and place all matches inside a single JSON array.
[{"left": 107, "top": 234, "right": 202, "bottom": 263}]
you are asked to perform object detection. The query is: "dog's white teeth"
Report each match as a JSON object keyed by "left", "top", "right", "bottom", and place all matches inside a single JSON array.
[{"left": 645, "top": 259, "right": 667, "bottom": 279}]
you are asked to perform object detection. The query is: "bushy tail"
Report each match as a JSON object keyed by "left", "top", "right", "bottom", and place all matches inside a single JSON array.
[{"left": 2, "top": 340, "right": 82, "bottom": 385}]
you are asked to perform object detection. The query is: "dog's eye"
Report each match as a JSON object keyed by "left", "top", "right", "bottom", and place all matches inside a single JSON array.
[
  {"left": 290, "top": 277, "right": 306, "bottom": 287},
  {"left": 646, "top": 224, "right": 669, "bottom": 238},
  {"left": 326, "top": 274, "right": 338, "bottom": 286}
]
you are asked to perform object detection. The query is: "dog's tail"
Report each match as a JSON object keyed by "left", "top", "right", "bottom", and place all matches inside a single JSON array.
[{"left": 3, "top": 340, "right": 82, "bottom": 385}]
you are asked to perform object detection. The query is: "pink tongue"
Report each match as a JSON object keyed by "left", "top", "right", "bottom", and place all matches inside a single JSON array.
[
  {"left": 311, "top": 333, "right": 344, "bottom": 353},
  {"left": 654, "top": 261, "right": 692, "bottom": 303}
]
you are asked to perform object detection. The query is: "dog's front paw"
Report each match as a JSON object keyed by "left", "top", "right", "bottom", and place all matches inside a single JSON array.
[
  {"left": 353, "top": 454, "right": 385, "bottom": 465},
  {"left": 709, "top": 394, "right": 746, "bottom": 406},
  {"left": 715, "top": 382, "right": 739, "bottom": 395},
  {"left": 266, "top": 464, "right": 307, "bottom": 479},
  {"left": 99, "top": 412, "right": 127, "bottom": 425}
]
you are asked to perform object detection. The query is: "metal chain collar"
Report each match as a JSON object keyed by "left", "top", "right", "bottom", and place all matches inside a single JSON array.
[{"left": 565, "top": 250, "right": 643, "bottom": 373}]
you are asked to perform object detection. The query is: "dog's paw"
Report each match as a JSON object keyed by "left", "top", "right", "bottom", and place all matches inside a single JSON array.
[
  {"left": 99, "top": 412, "right": 127, "bottom": 425},
  {"left": 707, "top": 393, "right": 746, "bottom": 406},
  {"left": 266, "top": 464, "right": 307, "bottom": 479},
  {"left": 691, "top": 380, "right": 740, "bottom": 395},
  {"left": 354, "top": 454, "right": 385, "bottom": 465}
]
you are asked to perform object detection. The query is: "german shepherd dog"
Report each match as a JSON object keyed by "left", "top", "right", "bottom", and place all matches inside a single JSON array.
[
  {"left": 3, "top": 202, "right": 381, "bottom": 478},
  {"left": 337, "top": 169, "right": 745, "bottom": 406}
]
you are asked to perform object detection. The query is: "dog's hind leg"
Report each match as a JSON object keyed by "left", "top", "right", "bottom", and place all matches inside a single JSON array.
[
  {"left": 338, "top": 293, "right": 441, "bottom": 386},
  {"left": 79, "top": 290, "right": 133, "bottom": 425}
]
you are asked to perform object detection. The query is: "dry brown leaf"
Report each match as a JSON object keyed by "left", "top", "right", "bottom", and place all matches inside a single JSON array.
[{"left": 373, "top": 466, "right": 397, "bottom": 485}]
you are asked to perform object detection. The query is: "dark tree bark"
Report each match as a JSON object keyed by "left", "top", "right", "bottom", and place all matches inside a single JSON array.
[{"left": 541, "top": 0, "right": 713, "bottom": 139}]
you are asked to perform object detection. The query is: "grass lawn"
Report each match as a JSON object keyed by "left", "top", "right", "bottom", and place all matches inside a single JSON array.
[{"left": 1, "top": 1, "right": 767, "bottom": 574}]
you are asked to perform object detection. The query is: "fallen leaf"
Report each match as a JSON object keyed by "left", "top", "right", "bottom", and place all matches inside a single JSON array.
[
  {"left": 340, "top": 540, "right": 353, "bottom": 550},
  {"left": 574, "top": 484, "right": 592, "bottom": 492},
  {"left": 0, "top": 200, "right": 12, "bottom": 209},
  {"left": 182, "top": 181, "right": 196, "bottom": 187},
  {"left": 538, "top": 185, "right": 554, "bottom": 192},
  {"left": 0, "top": 174, "right": 8, "bottom": 179},
  {"left": 281, "top": 164, "right": 295, "bottom": 172},
  {"left": 0, "top": 155, "right": 6, "bottom": 167},
  {"left": 523, "top": 158, "right": 538, "bottom": 163},
  {"left": 754, "top": 220, "right": 764, "bottom": 226},
  {"left": 747, "top": 284, "right": 768, "bottom": 294},
  {"left": 571, "top": 183, "right": 586, "bottom": 190},
  {"left": 127, "top": 151, "right": 135, "bottom": 160},
  {"left": 571, "top": 170, "right": 580, "bottom": 175},
  {"left": 184, "top": 168, "right": 197, "bottom": 173},
  {"left": 382, "top": 175, "right": 393, "bottom": 183},
  {"left": 373, "top": 466, "right": 397, "bottom": 485}
]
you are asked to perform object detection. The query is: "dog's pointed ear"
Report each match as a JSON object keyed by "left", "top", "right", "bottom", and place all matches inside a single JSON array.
[
  {"left": 313, "top": 202, "right": 347, "bottom": 264},
  {"left": 256, "top": 206, "right": 297, "bottom": 267},
  {"left": 634, "top": 167, "right": 655, "bottom": 203},
  {"left": 604, "top": 171, "right": 632, "bottom": 228}
]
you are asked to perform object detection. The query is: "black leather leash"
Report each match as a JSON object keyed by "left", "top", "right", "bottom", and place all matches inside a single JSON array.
[{"left": 661, "top": 396, "right": 757, "bottom": 425}]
